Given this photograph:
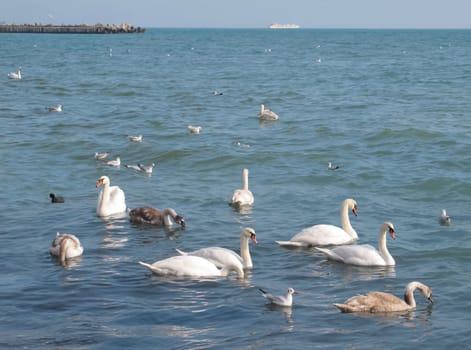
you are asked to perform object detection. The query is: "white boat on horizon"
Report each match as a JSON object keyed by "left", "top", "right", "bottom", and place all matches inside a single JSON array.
[{"left": 269, "top": 23, "right": 300, "bottom": 29}]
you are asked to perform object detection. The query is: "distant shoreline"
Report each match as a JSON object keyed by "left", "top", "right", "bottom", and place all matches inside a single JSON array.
[{"left": 0, "top": 23, "right": 145, "bottom": 34}]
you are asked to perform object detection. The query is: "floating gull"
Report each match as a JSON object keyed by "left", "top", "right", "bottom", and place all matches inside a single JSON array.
[
  {"left": 138, "top": 163, "right": 155, "bottom": 174},
  {"left": 439, "top": 209, "right": 451, "bottom": 225},
  {"left": 106, "top": 156, "right": 121, "bottom": 167},
  {"left": 259, "top": 287, "right": 296, "bottom": 307},
  {"left": 47, "top": 104, "right": 62, "bottom": 112},
  {"left": 328, "top": 162, "right": 340, "bottom": 170},
  {"left": 125, "top": 163, "right": 155, "bottom": 174},
  {"left": 8, "top": 66, "right": 22, "bottom": 80},
  {"left": 94, "top": 152, "right": 109, "bottom": 160},
  {"left": 212, "top": 90, "right": 223, "bottom": 96},
  {"left": 128, "top": 134, "right": 143, "bottom": 142},
  {"left": 188, "top": 125, "right": 202, "bottom": 134}
]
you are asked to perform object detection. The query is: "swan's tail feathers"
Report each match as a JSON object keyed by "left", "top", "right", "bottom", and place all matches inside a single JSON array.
[
  {"left": 138, "top": 261, "right": 160, "bottom": 274},
  {"left": 276, "top": 240, "right": 309, "bottom": 247},
  {"left": 315, "top": 247, "right": 345, "bottom": 262},
  {"left": 333, "top": 303, "right": 354, "bottom": 313},
  {"left": 175, "top": 248, "right": 188, "bottom": 256}
]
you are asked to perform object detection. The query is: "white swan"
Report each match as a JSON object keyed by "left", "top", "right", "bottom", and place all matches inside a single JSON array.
[
  {"left": 276, "top": 198, "right": 358, "bottom": 247},
  {"left": 439, "top": 209, "right": 451, "bottom": 225},
  {"left": 8, "top": 66, "right": 21, "bottom": 80},
  {"left": 316, "top": 221, "right": 396, "bottom": 266},
  {"left": 138, "top": 255, "right": 245, "bottom": 278},
  {"left": 49, "top": 233, "right": 83, "bottom": 264},
  {"left": 96, "top": 175, "right": 126, "bottom": 217},
  {"left": 129, "top": 207, "right": 185, "bottom": 227},
  {"left": 106, "top": 156, "right": 120, "bottom": 167},
  {"left": 334, "top": 281, "right": 433, "bottom": 313},
  {"left": 259, "top": 287, "right": 296, "bottom": 307},
  {"left": 230, "top": 168, "right": 254, "bottom": 207},
  {"left": 258, "top": 104, "right": 279, "bottom": 121},
  {"left": 47, "top": 104, "right": 62, "bottom": 112},
  {"left": 176, "top": 227, "right": 257, "bottom": 269},
  {"left": 188, "top": 125, "right": 202, "bottom": 134}
]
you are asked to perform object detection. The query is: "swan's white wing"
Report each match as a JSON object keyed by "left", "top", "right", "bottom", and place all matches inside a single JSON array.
[
  {"left": 288, "top": 224, "right": 354, "bottom": 246},
  {"left": 139, "top": 256, "right": 222, "bottom": 277},
  {"left": 176, "top": 247, "right": 243, "bottom": 268},
  {"left": 318, "top": 245, "right": 386, "bottom": 266}
]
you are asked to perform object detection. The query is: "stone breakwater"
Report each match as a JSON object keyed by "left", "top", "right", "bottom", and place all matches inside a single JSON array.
[{"left": 0, "top": 23, "right": 145, "bottom": 34}]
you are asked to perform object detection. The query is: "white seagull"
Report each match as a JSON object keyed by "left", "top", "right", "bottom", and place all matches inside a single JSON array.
[
  {"left": 128, "top": 135, "right": 143, "bottom": 142},
  {"left": 47, "top": 104, "right": 62, "bottom": 112},
  {"left": 328, "top": 162, "right": 340, "bottom": 170},
  {"left": 259, "top": 287, "right": 296, "bottom": 307},
  {"left": 94, "top": 152, "right": 109, "bottom": 160},
  {"left": 188, "top": 125, "right": 202, "bottom": 134},
  {"left": 8, "top": 66, "right": 22, "bottom": 80},
  {"left": 439, "top": 209, "right": 451, "bottom": 225},
  {"left": 106, "top": 156, "right": 121, "bottom": 167}
]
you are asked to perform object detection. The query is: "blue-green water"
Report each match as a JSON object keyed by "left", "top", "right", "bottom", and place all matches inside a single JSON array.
[{"left": 1, "top": 29, "right": 471, "bottom": 349}]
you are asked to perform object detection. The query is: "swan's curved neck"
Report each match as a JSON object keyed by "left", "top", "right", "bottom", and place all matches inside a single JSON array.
[
  {"left": 59, "top": 238, "right": 71, "bottom": 263},
  {"left": 378, "top": 228, "right": 395, "bottom": 265},
  {"left": 163, "top": 211, "right": 175, "bottom": 226},
  {"left": 98, "top": 181, "right": 110, "bottom": 214},
  {"left": 221, "top": 264, "right": 245, "bottom": 279},
  {"left": 240, "top": 234, "right": 252, "bottom": 268},
  {"left": 340, "top": 201, "right": 357, "bottom": 239},
  {"left": 242, "top": 170, "right": 249, "bottom": 191},
  {"left": 403, "top": 281, "right": 429, "bottom": 307}
]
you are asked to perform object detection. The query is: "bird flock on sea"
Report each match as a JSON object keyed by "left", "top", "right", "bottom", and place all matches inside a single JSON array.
[{"left": 9, "top": 63, "right": 445, "bottom": 314}]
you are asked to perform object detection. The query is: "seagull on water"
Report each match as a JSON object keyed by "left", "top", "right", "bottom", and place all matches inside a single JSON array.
[
  {"left": 128, "top": 135, "right": 143, "bottom": 142},
  {"left": 259, "top": 287, "right": 296, "bottom": 307},
  {"left": 328, "top": 162, "right": 340, "bottom": 170},
  {"left": 94, "top": 152, "right": 109, "bottom": 160},
  {"left": 188, "top": 125, "right": 202, "bottom": 134},
  {"left": 439, "top": 209, "right": 451, "bottom": 225},
  {"left": 106, "top": 156, "right": 121, "bottom": 167},
  {"left": 47, "top": 104, "right": 62, "bottom": 112}
]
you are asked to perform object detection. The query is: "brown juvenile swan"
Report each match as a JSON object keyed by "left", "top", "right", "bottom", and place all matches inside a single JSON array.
[
  {"left": 334, "top": 281, "right": 433, "bottom": 313},
  {"left": 129, "top": 207, "right": 185, "bottom": 227}
]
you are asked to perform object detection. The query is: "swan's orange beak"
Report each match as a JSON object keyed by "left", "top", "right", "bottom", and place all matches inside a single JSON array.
[
  {"left": 96, "top": 179, "right": 103, "bottom": 188},
  {"left": 352, "top": 207, "right": 358, "bottom": 216},
  {"left": 389, "top": 227, "right": 396, "bottom": 240},
  {"left": 251, "top": 234, "right": 258, "bottom": 244}
]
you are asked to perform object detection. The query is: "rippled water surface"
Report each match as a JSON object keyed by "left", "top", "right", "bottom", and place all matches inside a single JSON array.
[{"left": 1, "top": 29, "right": 471, "bottom": 349}]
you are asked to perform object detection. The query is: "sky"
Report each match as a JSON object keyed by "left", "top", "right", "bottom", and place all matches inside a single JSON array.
[{"left": 1, "top": 0, "right": 471, "bottom": 29}]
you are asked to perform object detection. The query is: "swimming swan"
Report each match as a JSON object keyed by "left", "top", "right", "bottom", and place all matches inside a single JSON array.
[
  {"left": 176, "top": 227, "right": 257, "bottom": 269},
  {"left": 49, "top": 233, "right": 83, "bottom": 265},
  {"left": 258, "top": 104, "right": 279, "bottom": 121},
  {"left": 138, "top": 255, "right": 245, "bottom": 278},
  {"left": 334, "top": 281, "right": 433, "bottom": 313},
  {"left": 129, "top": 207, "right": 185, "bottom": 227},
  {"left": 230, "top": 168, "right": 254, "bottom": 207},
  {"left": 276, "top": 198, "right": 358, "bottom": 247},
  {"left": 96, "top": 175, "right": 126, "bottom": 217},
  {"left": 316, "top": 221, "right": 396, "bottom": 266},
  {"left": 8, "top": 66, "right": 22, "bottom": 80},
  {"left": 259, "top": 287, "right": 296, "bottom": 307}
]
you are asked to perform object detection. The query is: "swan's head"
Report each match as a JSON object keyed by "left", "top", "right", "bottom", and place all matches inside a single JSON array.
[
  {"left": 96, "top": 175, "right": 110, "bottom": 188},
  {"left": 166, "top": 208, "right": 185, "bottom": 227},
  {"left": 242, "top": 227, "right": 257, "bottom": 244},
  {"left": 383, "top": 221, "right": 396, "bottom": 240},
  {"left": 349, "top": 199, "right": 358, "bottom": 216}
]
